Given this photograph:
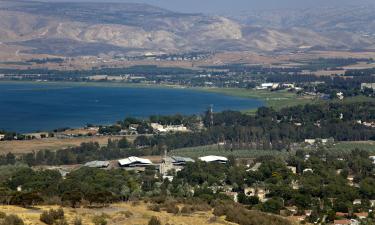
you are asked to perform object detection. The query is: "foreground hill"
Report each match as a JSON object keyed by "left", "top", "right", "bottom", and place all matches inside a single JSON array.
[{"left": 1, "top": 1, "right": 375, "bottom": 57}]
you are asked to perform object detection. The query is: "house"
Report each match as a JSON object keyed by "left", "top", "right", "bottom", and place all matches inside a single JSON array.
[
  {"left": 199, "top": 155, "right": 228, "bottom": 164},
  {"left": 0, "top": 134, "right": 5, "bottom": 141},
  {"left": 370, "top": 156, "right": 375, "bottom": 164},
  {"left": 361, "top": 83, "right": 375, "bottom": 90},
  {"left": 151, "top": 123, "right": 188, "bottom": 133},
  {"left": 287, "top": 166, "right": 297, "bottom": 174},
  {"left": 285, "top": 206, "right": 298, "bottom": 215},
  {"left": 244, "top": 187, "right": 269, "bottom": 202},
  {"left": 118, "top": 157, "right": 152, "bottom": 167},
  {"left": 370, "top": 200, "right": 375, "bottom": 207},
  {"left": 303, "top": 168, "right": 313, "bottom": 173},
  {"left": 223, "top": 192, "right": 238, "bottom": 202},
  {"left": 337, "top": 92, "right": 344, "bottom": 100},
  {"left": 347, "top": 175, "right": 355, "bottom": 186},
  {"left": 84, "top": 161, "right": 110, "bottom": 168},
  {"left": 353, "top": 199, "right": 362, "bottom": 205}
]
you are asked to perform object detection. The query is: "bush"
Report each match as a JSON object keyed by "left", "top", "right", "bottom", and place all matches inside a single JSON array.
[
  {"left": 148, "top": 204, "right": 161, "bottom": 212},
  {"left": 40, "top": 208, "right": 65, "bottom": 225},
  {"left": 0, "top": 214, "right": 24, "bottom": 225},
  {"left": 148, "top": 216, "right": 161, "bottom": 225},
  {"left": 92, "top": 214, "right": 108, "bottom": 225},
  {"left": 181, "top": 206, "right": 193, "bottom": 214},
  {"left": 165, "top": 203, "right": 179, "bottom": 214},
  {"left": 0, "top": 212, "right": 5, "bottom": 219},
  {"left": 73, "top": 217, "right": 83, "bottom": 225},
  {"left": 54, "top": 219, "right": 68, "bottom": 225}
]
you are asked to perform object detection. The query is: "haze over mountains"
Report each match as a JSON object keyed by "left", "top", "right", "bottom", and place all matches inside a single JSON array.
[{"left": 1, "top": 0, "right": 375, "bottom": 57}]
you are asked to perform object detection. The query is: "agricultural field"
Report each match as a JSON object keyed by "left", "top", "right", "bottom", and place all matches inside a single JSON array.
[{"left": 170, "top": 144, "right": 290, "bottom": 159}]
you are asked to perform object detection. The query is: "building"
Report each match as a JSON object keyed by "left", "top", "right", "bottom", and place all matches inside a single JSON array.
[
  {"left": 223, "top": 192, "right": 238, "bottom": 202},
  {"left": 151, "top": 123, "right": 188, "bottom": 133},
  {"left": 170, "top": 156, "right": 195, "bottom": 166},
  {"left": 199, "top": 155, "right": 228, "bottom": 163},
  {"left": 118, "top": 157, "right": 152, "bottom": 167},
  {"left": 244, "top": 187, "right": 269, "bottom": 202},
  {"left": 287, "top": 166, "right": 297, "bottom": 174},
  {"left": 248, "top": 162, "right": 262, "bottom": 172},
  {"left": 337, "top": 92, "right": 344, "bottom": 100},
  {"left": 84, "top": 161, "right": 110, "bottom": 168},
  {"left": 159, "top": 156, "right": 195, "bottom": 175},
  {"left": 361, "top": 83, "right": 375, "bottom": 90},
  {"left": 0, "top": 134, "right": 5, "bottom": 141}
]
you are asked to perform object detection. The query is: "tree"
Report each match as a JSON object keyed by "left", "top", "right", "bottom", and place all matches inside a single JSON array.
[
  {"left": 10, "top": 192, "right": 43, "bottom": 208},
  {"left": 61, "top": 191, "right": 82, "bottom": 208}
]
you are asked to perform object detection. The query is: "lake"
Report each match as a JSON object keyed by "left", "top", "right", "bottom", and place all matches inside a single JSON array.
[{"left": 0, "top": 82, "right": 263, "bottom": 133}]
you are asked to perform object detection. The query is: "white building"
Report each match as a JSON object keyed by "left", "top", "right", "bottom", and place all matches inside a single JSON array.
[
  {"left": 118, "top": 156, "right": 152, "bottom": 167},
  {"left": 84, "top": 161, "right": 110, "bottom": 168},
  {"left": 199, "top": 155, "right": 228, "bottom": 163},
  {"left": 0, "top": 134, "right": 5, "bottom": 141},
  {"left": 151, "top": 123, "right": 188, "bottom": 133}
]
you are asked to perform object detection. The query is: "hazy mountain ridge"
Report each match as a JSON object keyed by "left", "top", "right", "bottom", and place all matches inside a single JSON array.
[{"left": 1, "top": 1, "right": 375, "bottom": 57}]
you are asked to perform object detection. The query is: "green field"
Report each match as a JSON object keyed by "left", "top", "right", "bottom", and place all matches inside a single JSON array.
[
  {"left": 327, "top": 141, "right": 375, "bottom": 155},
  {"left": 170, "top": 144, "right": 290, "bottom": 159},
  {"left": 198, "top": 88, "right": 314, "bottom": 112}
]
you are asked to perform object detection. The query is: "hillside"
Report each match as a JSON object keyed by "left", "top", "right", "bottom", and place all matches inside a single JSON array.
[{"left": 1, "top": 1, "right": 375, "bottom": 57}]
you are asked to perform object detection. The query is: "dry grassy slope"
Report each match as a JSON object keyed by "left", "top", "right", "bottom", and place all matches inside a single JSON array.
[{"left": 0, "top": 203, "right": 238, "bottom": 225}]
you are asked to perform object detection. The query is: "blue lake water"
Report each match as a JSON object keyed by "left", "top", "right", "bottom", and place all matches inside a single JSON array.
[{"left": 0, "top": 82, "right": 263, "bottom": 133}]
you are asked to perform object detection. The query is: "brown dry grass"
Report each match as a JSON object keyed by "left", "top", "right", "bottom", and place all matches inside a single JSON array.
[
  {"left": 0, "top": 203, "right": 235, "bottom": 225},
  {"left": 0, "top": 136, "right": 124, "bottom": 155}
]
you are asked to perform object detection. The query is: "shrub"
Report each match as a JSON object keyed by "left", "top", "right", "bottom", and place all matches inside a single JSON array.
[
  {"left": 148, "top": 216, "right": 161, "bottom": 225},
  {"left": 0, "top": 212, "right": 6, "bottom": 219},
  {"left": 73, "top": 217, "right": 83, "bottom": 225},
  {"left": 54, "top": 219, "right": 69, "bottom": 225},
  {"left": 40, "top": 211, "right": 54, "bottom": 225},
  {"left": 92, "top": 214, "right": 108, "bottom": 225},
  {"left": 165, "top": 203, "right": 179, "bottom": 214},
  {"left": 0, "top": 214, "right": 24, "bottom": 225},
  {"left": 40, "top": 208, "right": 65, "bottom": 225},
  {"left": 181, "top": 206, "right": 193, "bottom": 214},
  {"left": 148, "top": 204, "right": 161, "bottom": 212}
]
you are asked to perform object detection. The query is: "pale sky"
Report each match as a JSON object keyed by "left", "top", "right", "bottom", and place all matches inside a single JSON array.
[{"left": 42, "top": 0, "right": 374, "bottom": 13}]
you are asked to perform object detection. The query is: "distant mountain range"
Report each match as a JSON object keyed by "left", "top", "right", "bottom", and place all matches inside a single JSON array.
[{"left": 1, "top": 0, "right": 375, "bottom": 57}]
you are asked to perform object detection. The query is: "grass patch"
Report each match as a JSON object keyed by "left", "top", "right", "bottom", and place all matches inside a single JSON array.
[
  {"left": 327, "top": 141, "right": 375, "bottom": 155},
  {"left": 197, "top": 88, "right": 313, "bottom": 112},
  {"left": 170, "top": 144, "right": 290, "bottom": 159}
]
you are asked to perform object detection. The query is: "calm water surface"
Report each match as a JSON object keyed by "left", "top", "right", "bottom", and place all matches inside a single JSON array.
[{"left": 0, "top": 82, "right": 263, "bottom": 132}]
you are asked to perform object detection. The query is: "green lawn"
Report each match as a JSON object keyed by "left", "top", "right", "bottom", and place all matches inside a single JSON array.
[{"left": 170, "top": 144, "right": 290, "bottom": 159}]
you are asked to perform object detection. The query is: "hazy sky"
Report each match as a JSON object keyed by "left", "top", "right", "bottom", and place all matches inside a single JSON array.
[{"left": 44, "top": 0, "right": 374, "bottom": 13}]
